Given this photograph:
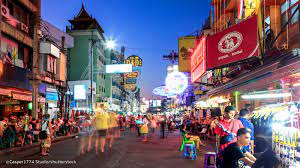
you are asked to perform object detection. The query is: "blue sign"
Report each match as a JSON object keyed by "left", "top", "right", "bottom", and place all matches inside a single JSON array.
[
  {"left": 70, "top": 101, "right": 76, "bottom": 108},
  {"left": 46, "top": 92, "right": 58, "bottom": 101}
]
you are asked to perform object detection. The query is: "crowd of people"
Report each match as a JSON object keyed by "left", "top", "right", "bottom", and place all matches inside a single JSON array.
[
  {"left": 0, "top": 113, "right": 80, "bottom": 155},
  {"left": 0, "top": 107, "right": 283, "bottom": 167},
  {"left": 178, "top": 106, "right": 282, "bottom": 168}
]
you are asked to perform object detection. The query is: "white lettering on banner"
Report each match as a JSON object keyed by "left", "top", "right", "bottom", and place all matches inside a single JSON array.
[
  {"left": 232, "top": 49, "right": 243, "bottom": 56},
  {"left": 218, "top": 55, "right": 229, "bottom": 60},
  {"left": 218, "top": 31, "right": 243, "bottom": 53}
]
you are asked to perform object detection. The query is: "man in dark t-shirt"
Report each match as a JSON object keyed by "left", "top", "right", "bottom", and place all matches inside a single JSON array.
[{"left": 222, "top": 128, "right": 256, "bottom": 168}]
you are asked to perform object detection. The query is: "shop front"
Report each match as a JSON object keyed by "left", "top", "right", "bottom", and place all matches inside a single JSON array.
[
  {"left": 203, "top": 49, "right": 300, "bottom": 167},
  {"left": 45, "top": 87, "right": 59, "bottom": 120},
  {"left": 0, "top": 60, "right": 46, "bottom": 118}
]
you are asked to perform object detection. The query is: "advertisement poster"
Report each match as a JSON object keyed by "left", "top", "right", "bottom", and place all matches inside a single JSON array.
[
  {"left": 207, "top": 16, "right": 258, "bottom": 69},
  {"left": 178, "top": 36, "right": 197, "bottom": 72}
]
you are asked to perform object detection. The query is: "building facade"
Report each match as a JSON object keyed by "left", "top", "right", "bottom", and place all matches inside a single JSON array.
[
  {"left": 0, "top": 0, "right": 46, "bottom": 118},
  {"left": 66, "top": 4, "right": 112, "bottom": 111}
]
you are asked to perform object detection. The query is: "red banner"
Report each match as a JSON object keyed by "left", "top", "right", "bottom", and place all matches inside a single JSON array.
[
  {"left": 207, "top": 16, "right": 259, "bottom": 69},
  {"left": 191, "top": 37, "right": 206, "bottom": 83}
]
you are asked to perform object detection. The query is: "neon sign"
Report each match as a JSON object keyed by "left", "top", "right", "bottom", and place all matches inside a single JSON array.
[
  {"left": 191, "top": 37, "right": 206, "bottom": 83},
  {"left": 165, "top": 72, "right": 188, "bottom": 94}
]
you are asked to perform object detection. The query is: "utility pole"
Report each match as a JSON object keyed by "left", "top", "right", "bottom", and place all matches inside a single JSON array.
[
  {"left": 89, "top": 31, "right": 96, "bottom": 114},
  {"left": 29, "top": 0, "right": 41, "bottom": 119}
]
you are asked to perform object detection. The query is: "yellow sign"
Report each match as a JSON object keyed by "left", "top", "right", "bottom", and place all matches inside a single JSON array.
[
  {"left": 126, "top": 55, "right": 142, "bottom": 67},
  {"left": 178, "top": 36, "right": 197, "bottom": 72},
  {"left": 194, "top": 90, "right": 203, "bottom": 95},
  {"left": 244, "top": 0, "right": 257, "bottom": 18}
]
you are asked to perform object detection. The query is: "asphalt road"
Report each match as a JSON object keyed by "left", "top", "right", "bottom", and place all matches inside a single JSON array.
[{"left": 0, "top": 129, "right": 215, "bottom": 168}]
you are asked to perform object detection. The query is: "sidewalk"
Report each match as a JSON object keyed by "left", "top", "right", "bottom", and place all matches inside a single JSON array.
[{"left": 0, "top": 134, "right": 78, "bottom": 158}]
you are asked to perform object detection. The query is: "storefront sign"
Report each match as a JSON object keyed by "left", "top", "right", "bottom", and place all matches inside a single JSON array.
[
  {"left": 178, "top": 36, "right": 197, "bottom": 72},
  {"left": 46, "top": 92, "right": 58, "bottom": 101},
  {"left": 125, "top": 78, "right": 137, "bottom": 84},
  {"left": 207, "top": 16, "right": 258, "bottom": 69},
  {"left": 0, "top": 88, "right": 11, "bottom": 96},
  {"left": 125, "top": 55, "right": 142, "bottom": 67},
  {"left": 191, "top": 37, "right": 206, "bottom": 83},
  {"left": 74, "top": 85, "right": 86, "bottom": 100},
  {"left": 125, "top": 72, "right": 139, "bottom": 78}
]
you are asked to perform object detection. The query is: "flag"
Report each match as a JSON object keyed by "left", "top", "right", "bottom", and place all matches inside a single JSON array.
[{"left": 238, "top": 0, "right": 244, "bottom": 19}]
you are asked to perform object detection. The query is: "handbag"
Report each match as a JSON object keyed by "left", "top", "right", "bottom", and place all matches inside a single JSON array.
[
  {"left": 217, "top": 120, "right": 236, "bottom": 145},
  {"left": 39, "top": 130, "right": 47, "bottom": 140}
]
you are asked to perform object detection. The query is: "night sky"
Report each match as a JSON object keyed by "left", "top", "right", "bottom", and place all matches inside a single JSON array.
[{"left": 42, "top": 0, "right": 211, "bottom": 99}]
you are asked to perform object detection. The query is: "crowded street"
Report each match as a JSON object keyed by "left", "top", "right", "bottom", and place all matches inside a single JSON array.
[
  {"left": 1, "top": 0, "right": 300, "bottom": 167},
  {"left": 0, "top": 128, "right": 215, "bottom": 168}
]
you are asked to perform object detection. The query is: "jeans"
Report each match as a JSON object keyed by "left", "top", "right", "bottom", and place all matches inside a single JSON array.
[{"left": 160, "top": 123, "right": 165, "bottom": 138}]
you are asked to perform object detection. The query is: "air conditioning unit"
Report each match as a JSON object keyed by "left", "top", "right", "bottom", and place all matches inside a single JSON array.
[
  {"left": 1, "top": 5, "right": 10, "bottom": 19},
  {"left": 20, "top": 22, "right": 29, "bottom": 33}
]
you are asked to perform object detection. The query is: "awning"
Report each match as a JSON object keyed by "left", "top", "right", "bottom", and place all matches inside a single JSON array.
[{"left": 201, "top": 49, "right": 300, "bottom": 100}]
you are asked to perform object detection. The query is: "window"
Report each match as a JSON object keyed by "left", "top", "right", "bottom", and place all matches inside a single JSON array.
[
  {"left": 2, "top": 0, "right": 7, "bottom": 6},
  {"left": 281, "top": 0, "right": 299, "bottom": 26},
  {"left": 291, "top": 5, "right": 299, "bottom": 24},
  {"left": 8, "top": 1, "right": 14, "bottom": 16}
]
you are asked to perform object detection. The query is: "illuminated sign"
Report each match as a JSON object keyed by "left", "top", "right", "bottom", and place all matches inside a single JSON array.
[
  {"left": 105, "top": 64, "right": 132, "bottom": 73},
  {"left": 125, "top": 72, "right": 139, "bottom": 78},
  {"left": 74, "top": 85, "right": 86, "bottom": 100},
  {"left": 191, "top": 37, "right": 206, "bottom": 83},
  {"left": 125, "top": 55, "right": 142, "bottom": 67},
  {"left": 125, "top": 78, "right": 137, "bottom": 84},
  {"left": 165, "top": 72, "right": 188, "bottom": 94},
  {"left": 152, "top": 86, "right": 176, "bottom": 97}
]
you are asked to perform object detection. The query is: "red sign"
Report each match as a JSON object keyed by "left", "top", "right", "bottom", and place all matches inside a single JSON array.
[
  {"left": 191, "top": 37, "right": 206, "bottom": 83},
  {"left": 207, "top": 16, "right": 259, "bottom": 69}
]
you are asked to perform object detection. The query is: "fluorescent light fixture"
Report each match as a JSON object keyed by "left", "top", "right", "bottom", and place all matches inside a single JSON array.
[
  {"left": 105, "top": 64, "right": 132, "bottom": 73},
  {"left": 241, "top": 92, "right": 291, "bottom": 99}
]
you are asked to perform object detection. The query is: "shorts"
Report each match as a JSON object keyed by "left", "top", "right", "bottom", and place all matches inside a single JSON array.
[{"left": 97, "top": 130, "right": 107, "bottom": 137}]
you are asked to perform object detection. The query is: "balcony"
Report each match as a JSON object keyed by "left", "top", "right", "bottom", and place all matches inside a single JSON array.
[
  {"left": 1, "top": 22, "right": 33, "bottom": 47},
  {"left": 18, "top": 0, "right": 38, "bottom": 13}
]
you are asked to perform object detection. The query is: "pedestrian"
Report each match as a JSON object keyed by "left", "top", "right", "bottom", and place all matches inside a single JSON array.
[
  {"left": 159, "top": 114, "right": 166, "bottom": 139},
  {"left": 140, "top": 115, "right": 149, "bottom": 142},
  {"left": 107, "top": 113, "right": 118, "bottom": 149},
  {"left": 214, "top": 106, "right": 244, "bottom": 167},
  {"left": 150, "top": 115, "right": 157, "bottom": 134},
  {"left": 221, "top": 128, "right": 256, "bottom": 168},
  {"left": 79, "top": 116, "right": 92, "bottom": 155},
  {"left": 239, "top": 109, "right": 255, "bottom": 154},
  {"left": 40, "top": 115, "right": 52, "bottom": 156},
  {"left": 214, "top": 106, "right": 244, "bottom": 151},
  {"left": 94, "top": 110, "right": 109, "bottom": 154},
  {"left": 135, "top": 114, "right": 142, "bottom": 137},
  {"left": 130, "top": 115, "right": 136, "bottom": 133}
]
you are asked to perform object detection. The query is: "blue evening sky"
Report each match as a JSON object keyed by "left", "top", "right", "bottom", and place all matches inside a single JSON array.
[{"left": 42, "top": 0, "right": 211, "bottom": 99}]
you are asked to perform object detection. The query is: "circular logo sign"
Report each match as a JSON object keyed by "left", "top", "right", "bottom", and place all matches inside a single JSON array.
[
  {"left": 218, "top": 31, "right": 243, "bottom": 53},
  {"left": 165, "top": 72, "right": 188, "bottom": 94}
]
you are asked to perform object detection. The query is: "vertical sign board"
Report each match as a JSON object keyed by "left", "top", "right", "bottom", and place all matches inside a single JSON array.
[
  {"left": 125, "top": 55, "right": 142, "bottom": 93},
  {"left": 191, "top": 37, "right": 206, "bottom": 83},
  {"left": 178, "top": 36, "right": 197, "bottom": 72}
]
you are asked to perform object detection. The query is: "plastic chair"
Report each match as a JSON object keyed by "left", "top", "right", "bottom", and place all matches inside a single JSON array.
[
  {"left": 204, "top": 152, "right": 217, "bottom": 168},
  {"left": 182, "top": 144, "right": 197, "bottom": 160},
  {"left": 180, "top": 133, "right": 195, "bottom": 151}
]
